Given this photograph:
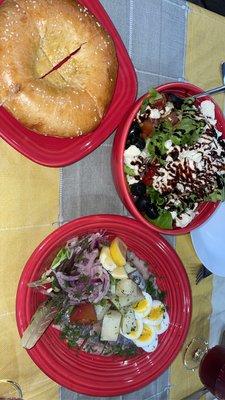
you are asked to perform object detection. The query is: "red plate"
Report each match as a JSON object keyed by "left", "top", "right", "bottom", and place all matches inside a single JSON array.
[
  {"left": 112, "top": 82, "right": 225, "bottom": 235},
  {"left": 0, "top": 0, "right": 137, "bottom": 167},
  {"left": 16, "top": 215, "right": 191, "bottom": 396}
]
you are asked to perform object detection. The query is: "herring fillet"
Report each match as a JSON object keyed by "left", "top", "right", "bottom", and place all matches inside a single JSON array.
[{"left": 21, "top": 300, "right": 57, "bottom": 349}]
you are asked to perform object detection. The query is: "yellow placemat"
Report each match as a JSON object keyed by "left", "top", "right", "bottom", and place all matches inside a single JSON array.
[
  {"left": 170, "top": 235, "right": 212, "bottom": 399},
  {"left": 0, "top": 140, "right": 59, "bottom": 400},
  {"left": 170, "top": 4, "right": 225, "bottom": 399},
  {"left": 185, "top": 3, "right": 225, "bottom": 110}
]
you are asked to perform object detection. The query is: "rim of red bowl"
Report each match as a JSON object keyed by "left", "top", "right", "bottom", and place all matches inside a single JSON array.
[
  {"left": 16, "top": 214, "right": 192, "bottom": 396},
  {"left": 112, "top": 82, "right": 225, "bottom": 235}
]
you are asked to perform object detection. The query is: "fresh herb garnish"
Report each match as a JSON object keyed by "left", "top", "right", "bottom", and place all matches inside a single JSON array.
[
  {"left": 79, "top": 274, "right": 89, "bottom": 283},
  {"left": 99, "top": 299, "right": 108, "bottom": 307},
  {"left": 54, "top": 309, "right": 65, "bottom": 325},
  {"left": 146, "top": 277, "right": 166, "bottom": 302},
  {"left": 61, "top": 324, "right": 90, "bottom": 348},
  {"left": 111, "top": 343, "right": 137, "bottom": 357}
]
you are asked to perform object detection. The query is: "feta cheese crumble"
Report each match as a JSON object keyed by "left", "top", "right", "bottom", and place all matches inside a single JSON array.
[
  {"left": 200, "top": 100, "right": 216, "bottom": 126},
  {"left": 124, "top": 145, "right": 141, "bottom": 168}
]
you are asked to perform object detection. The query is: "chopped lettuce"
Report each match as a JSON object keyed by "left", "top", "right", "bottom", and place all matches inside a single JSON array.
[
  {"left": 177, "top": 117, "right": 197, "bottom": 134},
  {"left": 124, "top": 165, "right": 136, "bottom": 176},
  {"left": 147, "top": 116, "right": 204, "bottom": 163},
  {"left": 147, "top": 121, "right": 173, "bottom": 162},
  {"left": 206, "top": 189, "right": 225, "bottom": 202},
  {"left": 140, "top": 88, "right": 163, "bottom": 113},
  {"left": 148, "top": 88, "right": 163, "bottom": 103},
  {"left": 205, "top": 176, "right": 225, "bottom": 201},
  {"left": 145, "top": 211, "right": 173, "bottom": 229},
  {"left": 177, "top": 117, "right": 203, "bottom": 146},
  {"left": 51, "top": 248, "right": 70, "bottom": 270},
  {"left": 146, "top": 186, "right": 165, "bottom": 206}
]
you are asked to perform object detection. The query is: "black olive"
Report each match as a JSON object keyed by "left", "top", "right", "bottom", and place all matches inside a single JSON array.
[
  {"left": 155, "top": 146, "right": 161, "bottom": 156},
  {"left": 128, "top": 134, "right": 138, "bottom": 145},
  {"left": 145, "top": 202, "right": 159, "bottom": 219},
  {"left": 167, "top": 93, "right": 183, "bottom": 110},
  {"left": 129, "top": 121, "right": 141, "bottom": 137},
  {"left": 170, "top": 148, "right": 179, "bottom": 161},
  {"left": 125, "top": 140, "right": 131, "bottom": 149},
  {"left": 130, "top": 182, "right": 146, "bottom": 196},
  {"left": 216, "top": 174, "right": 224, "bottom": 189},
  {"left": 134, "top": 137, "right": 146, "bottom": 151},
  {"left": 218, "top": 137, "right": 225, "bottom": 150},
  {"left": 135, "top": 196, "right": 148, "bottom": 212}
]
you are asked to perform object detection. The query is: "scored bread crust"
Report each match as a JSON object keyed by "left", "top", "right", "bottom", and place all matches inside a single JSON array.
[{"left": 0, "top": 0, "right": 118, "bottom": 137}]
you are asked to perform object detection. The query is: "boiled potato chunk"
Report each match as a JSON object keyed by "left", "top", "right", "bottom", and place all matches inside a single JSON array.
[
  {"left": 116, "top": 278, "right": 138, "bottom": 297},
  {"left": 100, "top": 310, "right": 122, "bottom": 341}
]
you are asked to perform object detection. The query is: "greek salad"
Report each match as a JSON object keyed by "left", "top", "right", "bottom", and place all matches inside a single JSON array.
[
  {"left": 21, "top": 233, "right": 169, "bottom": 357},
  {"left": 124, "top": 88, "right": 225, "bottom": 229}
]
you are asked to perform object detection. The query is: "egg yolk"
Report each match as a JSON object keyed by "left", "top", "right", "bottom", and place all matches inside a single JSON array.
[
  {"left": 147, "top": 306, "right": 164, "bottom": 321},
  {"left": 138, "top": 327, "right": 153, "bottom": 343},
  {"left": 129, "top": 331, "right": 138, "bottom": 339},
  {"left": 133, "top": 299, "right": 148, "bottom": 312}
]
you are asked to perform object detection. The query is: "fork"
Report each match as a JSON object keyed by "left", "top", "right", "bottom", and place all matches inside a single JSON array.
[
  {"left": 221, "top": 61, "right": 225, "bottom": 85},
  {"left": 196, "top": 264, "right": 212, "bottom": 285}
]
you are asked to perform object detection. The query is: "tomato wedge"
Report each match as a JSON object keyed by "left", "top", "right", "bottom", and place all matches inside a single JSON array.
[{"left": 70, "top": 303, "right": 97, "bottom": 324}]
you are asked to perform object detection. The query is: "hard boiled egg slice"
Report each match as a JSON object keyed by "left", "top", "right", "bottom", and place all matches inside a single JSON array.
[
  {"left": 142, "top": 336, "right": 158, "bottom": 353},
  {"left": 134, "top": 322, "right": 157, "bottom": 348},
  {"left": 132, "top": 292, "right": 152, "bottom": 318},
  {"left": 144, "top": 300, "right": 166, "bottom": 326},
  {"left": 120, "top": 317, "right": 143, "bottom": 341},
  {"left": 99, "top": 246, "right": 117, "bottom": 272},
  {"left": 154, "top": 311, "right": 170, "bottom": 335}
]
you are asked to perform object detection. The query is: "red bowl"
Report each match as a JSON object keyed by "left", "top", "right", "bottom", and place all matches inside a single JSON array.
[
  {"left": 0, "top": 0, "right": 137, "bottom": 167},
  {"left": 112, "top": 82, "right": 225, "bottom": 235},
  {"left": 16, "top": 214, "right": 191, "bottom": 397}
]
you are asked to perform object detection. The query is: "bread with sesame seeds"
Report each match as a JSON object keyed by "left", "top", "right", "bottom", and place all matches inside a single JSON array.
[{"left": 0, "top": 0, "right": 118, "bottom": 137}]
